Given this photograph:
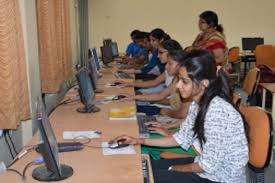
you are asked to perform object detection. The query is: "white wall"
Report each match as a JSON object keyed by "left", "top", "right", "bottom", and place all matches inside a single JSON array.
[{"left": 89, "top": 0, "right": 275, "bottom": 52}]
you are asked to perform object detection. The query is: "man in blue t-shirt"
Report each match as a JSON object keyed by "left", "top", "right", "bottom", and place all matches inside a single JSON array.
[{"left": 125, "top": 30, "right": 143, "bottom": 57}]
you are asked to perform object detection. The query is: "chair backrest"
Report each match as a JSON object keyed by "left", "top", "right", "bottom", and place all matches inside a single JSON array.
[
  {"left": 243, "top": 67, "right": 260, "bottom": 96},
  {"left": 255, "top": 44, "right": 275, "bottom": 68},
  {"left": 239, "top": 106, "right": 273, "bottom": 169},
  {"left": 233, "top": 92, "right": 241, "bottom": 108},
  {"left": 228, "top": 47, "right": 240, "bottom": 63}
]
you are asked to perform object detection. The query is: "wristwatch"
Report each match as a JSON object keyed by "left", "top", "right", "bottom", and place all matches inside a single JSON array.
[{"left": 168, "top": 166, "right": 173, "bottom": 171}]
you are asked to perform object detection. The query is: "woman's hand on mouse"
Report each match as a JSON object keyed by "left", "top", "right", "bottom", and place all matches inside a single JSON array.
[
  {"left": 111, "top": 135, "right": 144, "bottom": 145},
  {"left": 118, "top": 94, "right": 135, "bottom": 101}
]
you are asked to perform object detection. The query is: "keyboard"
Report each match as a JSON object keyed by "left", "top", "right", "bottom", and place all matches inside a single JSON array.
[
  {"left": 141, "top": 155, "right": 150, "bottom": 183},
  {"left": 137, "top": 115, "right": 156, "bottom": 138},
  {"left": 114, "top": 72, "right": 134, "bottom": 79}
]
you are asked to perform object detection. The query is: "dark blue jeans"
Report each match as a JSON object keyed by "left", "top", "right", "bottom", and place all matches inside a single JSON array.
[
  {"left": 151, "top": 158, "right": 221, "bottom": 183},
  {"left": 137, "top": 105, "right": 161, "bottom": 116}
]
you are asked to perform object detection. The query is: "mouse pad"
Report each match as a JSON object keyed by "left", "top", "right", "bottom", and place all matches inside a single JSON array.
[{"left": 101, "top": 142, "right": 136, "bottom": 155}]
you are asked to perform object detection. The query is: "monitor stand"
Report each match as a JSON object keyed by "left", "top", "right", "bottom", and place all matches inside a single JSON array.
[
  {"left": 77, "top": 104, "right": 100, "bottom": 113},
  {"left": 94, "top": 88, "right": 104, "bottom": 93},
  {"left": 102, "top": 63, "right": 112, "bottom": 68},
  {"left": 32, "top": 164, "right": 73, "bottom": 181}
]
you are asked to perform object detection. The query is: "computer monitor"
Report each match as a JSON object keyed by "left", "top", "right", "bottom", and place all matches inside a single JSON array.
[
  {"left": 88, "top": 57, "right": 104, "bottom": 93},
  {"left": 32, "top": 97, "right": 73, "bottom": 181},
  {"left": 242, "top": 37, "right": 264, "bottom": 52},
  {"left": 103, "top": 38, "right": 112, "bottom": 47},
  {"left": 100, "top": 46, "right": 113, "bottom": 66},
  {"left": 110, "top": 42, "right": 119, "bottom": 58},
  {"left": 75, "top": 68, "right": 100, "bottom": 113},
  {"left": 91, "top": 48, "right": 101, "bottom": 71}
]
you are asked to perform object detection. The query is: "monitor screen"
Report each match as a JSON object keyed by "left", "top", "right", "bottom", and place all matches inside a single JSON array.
[
  {"left": 103, "top": 38, "right": 112, "bottom": 47},
  {"left": 88, "top": 56, "right": 99, "bottom": 87},
  {"left": 32, "top": 97, "right": 73, "bottom": 181},
  {"left": 100, "top": 46, "right": 113, "bottom": 65},
  {"left": 91, "top": 48, "right": 101, "bottom": 71},
  {"left": 110, "top": 42, "right": 119, "bottom": 58},
  {"left": 242, "top": 37, "right": 264, "bottom": 51},
  {"left": 75, "top": 68, "right": 94, "bottom": 107},
  {"left": 75, "top": 68, "right": 99, "bottom": 113}
]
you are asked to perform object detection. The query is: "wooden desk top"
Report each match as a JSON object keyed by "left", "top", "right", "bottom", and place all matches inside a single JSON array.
[
  {"left": 260, "top": 83, "right": 275, "bottom": 93},
  {"left": 0, "top": 68, "right": 146, "bottom": 183}
]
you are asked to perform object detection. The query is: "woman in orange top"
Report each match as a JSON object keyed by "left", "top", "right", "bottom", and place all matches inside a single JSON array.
[{"left": 187, "top": 10, "right": 227, "bottom": 66}]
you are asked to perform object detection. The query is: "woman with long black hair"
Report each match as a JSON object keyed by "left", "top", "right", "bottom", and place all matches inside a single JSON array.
[{"left": 110, "top": 50, "right": 248, "bottom": 183}]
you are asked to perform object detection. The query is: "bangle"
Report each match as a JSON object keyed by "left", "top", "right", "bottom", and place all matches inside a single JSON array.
[{"left": 168, "top": 166, "right": 173, "bottom": 171}]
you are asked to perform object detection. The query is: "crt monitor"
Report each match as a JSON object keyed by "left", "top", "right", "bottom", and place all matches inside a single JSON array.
[
  {"left": 75, "top": 68, "right": 100, "bottom": 113},
  {"left": 100, "top": 46, "right": 113, "bottom": 66},
  {"left": 110, "top": 42, "right": 119, "bottom": 58},
  {"left": 242, "top": 37, "right": 264, "bottom": 51},
  {"left": 32, "top": 96, "right": 73, "bottom": 181},
  {"left": 91, "top": 48, "right": 101, "bottom": 71}
]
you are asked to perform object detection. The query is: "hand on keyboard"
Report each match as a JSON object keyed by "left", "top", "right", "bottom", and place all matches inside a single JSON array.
[{"left": 146, "top": 124, "right": 172, "bottom": 136}]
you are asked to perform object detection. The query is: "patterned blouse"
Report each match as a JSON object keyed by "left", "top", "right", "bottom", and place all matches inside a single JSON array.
[{"left": 173, "top": 96, "right": 248, "bottom": 183}]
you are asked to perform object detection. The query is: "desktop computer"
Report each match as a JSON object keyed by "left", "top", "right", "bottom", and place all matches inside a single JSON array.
[
  {"left": 32, "top": 97, "right": 73, "bottom": 181},
  {"left": 242, "top": 37, "right": 264, "bottom": 52}
]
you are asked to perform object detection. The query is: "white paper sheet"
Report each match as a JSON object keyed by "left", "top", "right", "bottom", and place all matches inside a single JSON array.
[
  {"left": 101, "top": 142, "right": 136, "bottom": 155},
  {"left": 63, "top": 131, "right": 101, "bottom": 140}
]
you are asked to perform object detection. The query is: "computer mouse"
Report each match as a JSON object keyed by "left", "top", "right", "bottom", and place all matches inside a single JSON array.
[
  {"left": 108, "top": 139, "right": 129, "bottom": 149},
  {"left": 112, "top": 95, "right": 126, "bottom": 100},
  {"left": 110, "top": 82, "right": 122, "bottom": 86}
]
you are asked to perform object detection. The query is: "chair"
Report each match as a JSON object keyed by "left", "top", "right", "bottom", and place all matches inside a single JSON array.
[
  {"left": 235, "top": 67, "right": 260, "bottom": 105},
  {"left": 227, "top": 47, "right": 241, "bottom": 85},
  {"left": 255, "top": 45, "right": 275, "bottom": 68},
  {"left": 239, "top": 106, "right": 273, "bottom": 183}
]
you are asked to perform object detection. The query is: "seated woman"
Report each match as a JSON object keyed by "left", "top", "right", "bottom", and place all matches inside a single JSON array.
[
  {"left": 111, "top": 50, "right": 248, "bottom": 183},
  {"left": 122, "top": 50, "right": 190, "bottom": 117},
  {"left": 186, "top": 10, "right": 227, "bottom": 66},
  {"left": 116, "top": 39, "right": 182, "bottom": 95}
]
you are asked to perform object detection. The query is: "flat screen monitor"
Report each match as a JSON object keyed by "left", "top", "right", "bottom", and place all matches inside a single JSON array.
[
  {"left": 32, "top": 97, "right": 73, "bottom": 181},
  {"left": 91, "top": 48, "right": 101, "bottom": 71},
  {"left": 110, "top": 42, "right": 119, "bottom": 58},
  {"left": 103, "top": 38, "right": 112, "bottom": 47},
  {"left": 100, "top": 46, "right": 113, "bottom": 66},
  {"left": 88, "top": 57, "right": 99, "bottom": 87},
  {"left": 242, "top": 37, "right": 264, "bottom": 51},
  {"left": 75, "top": 68, "right": 100, "bottom": 113}
]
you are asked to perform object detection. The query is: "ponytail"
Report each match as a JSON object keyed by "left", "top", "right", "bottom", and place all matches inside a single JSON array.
[{"left": 216, "top": 24, "right": 224, "bottom": 34}]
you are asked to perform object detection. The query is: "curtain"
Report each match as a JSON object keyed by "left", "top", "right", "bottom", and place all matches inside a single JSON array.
[
  {"left": 36, "top": 0, "right": 72, "bottom": 93},
  {"left": 0, "top": 0, "right": 30, "bottom": 129}
]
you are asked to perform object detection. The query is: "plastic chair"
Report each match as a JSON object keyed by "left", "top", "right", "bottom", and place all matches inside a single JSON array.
[
  {"left": 227, "top": 47, "right": 241, "bottom": 85},
  {"left": 235, "top": 67, "right": 260, "bottom": 105},
  {"left": 239, "top": 106, "right": 273, "bottom": 183},
  {"left": 255, "top": 45, "right": 275, "bottom": 68}
]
